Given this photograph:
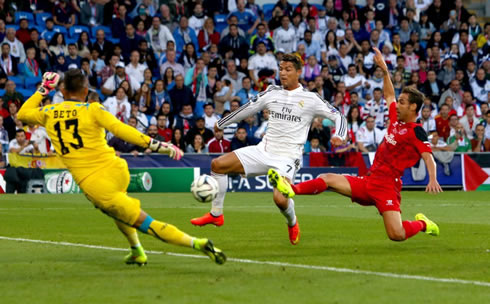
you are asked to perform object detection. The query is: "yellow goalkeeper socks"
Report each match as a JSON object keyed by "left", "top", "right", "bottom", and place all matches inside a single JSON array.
[
  {"left": 147, "top": 220, "right": 194, "bottom": 248},
  {"left": 115, "top": 220, "right": 141, "bottom": 247},
  {"left": 137, "top": 214, "right": 193, "bottom": 248}
]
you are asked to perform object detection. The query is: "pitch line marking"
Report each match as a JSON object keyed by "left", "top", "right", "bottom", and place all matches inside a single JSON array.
[{"left": 1, "top": 236, "right": 489, "bottom": 288}]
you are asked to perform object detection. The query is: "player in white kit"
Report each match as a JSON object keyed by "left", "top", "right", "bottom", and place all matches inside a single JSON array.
[{"left": 190, "top": 54, "right": 347, "bottom": 245}]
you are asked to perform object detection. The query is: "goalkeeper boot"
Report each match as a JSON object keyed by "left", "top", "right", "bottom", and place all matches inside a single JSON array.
[
  {"left": 190, "top": 212, "right": 224, "bottom": 227},
  {"left": 268, "top": 169, "right": 295, "bottom": 198},
  {"left": 124, "top": 245, "right": 148, "bottom": 266},
  {"left": 415, "top": 213, "right": 440, "bottom": 236},
  {"left": 288, "top": 220, "right": 300, "bottom": 245},
  {"left": 193, "top": 238, "right": 226, "bottom": 265}
]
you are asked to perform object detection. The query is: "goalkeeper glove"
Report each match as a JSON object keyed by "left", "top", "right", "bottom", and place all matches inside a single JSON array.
[
  {"left": 37, "top": 72, "right": 61, "bottom": 96},
  {"left": 148, "top": 138, "right": 184, "bottom": 160}
]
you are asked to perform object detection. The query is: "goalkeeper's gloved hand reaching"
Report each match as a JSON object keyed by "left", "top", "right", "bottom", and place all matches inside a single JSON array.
[
  {"left": 37, "top": 72, "right": 61, "bottom": 96},
  {"left": 149, "top": 138, "right": 184, "bottom": 160}
]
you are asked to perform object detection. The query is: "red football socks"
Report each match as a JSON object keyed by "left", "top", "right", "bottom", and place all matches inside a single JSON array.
[
  {"left": 291, "top": 178, "right": 328, "bottom": 195},
  {"left": 402, "top": 220, "right": 426, "bottom": 239}
]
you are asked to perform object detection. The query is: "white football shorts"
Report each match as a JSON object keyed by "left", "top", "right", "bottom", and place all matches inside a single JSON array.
[{"left": 233, "top": 143, "right": 301, "bottom": 181}]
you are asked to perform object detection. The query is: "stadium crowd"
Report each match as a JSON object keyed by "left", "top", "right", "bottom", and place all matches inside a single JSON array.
[{"left": 1, "top": 0, "right": 490, "bottom": 166}]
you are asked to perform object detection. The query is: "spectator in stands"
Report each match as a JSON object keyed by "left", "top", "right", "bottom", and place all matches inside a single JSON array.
[
  {"left": 439, "top": 79, "right": 463, "bottom": 109},
  {"left": 3, "top": 101, "right": 16, "bottom": 140},
  {"left": 9, "top": 129, "right": 36, "bottom": 154},
  {"left": 231, "top": 127, "right": 252, "bottom": 151},
  {"left": 342, "top": 64, "right": 366, "bottom": 97},
  {"left": 435, "top": 104, "right": 452, "bottom": 141},
  {"left": 2, "top": 28, "right": 25, "bottom": 63},
  {"left": 208, "top": 128, "right": 231, "bottom": 153},
  {"left": 3, "top": 80, "right": 23, "bottom": 110},
  {"left": 186, "top": 133, "right": 208, "bottom": 153},
  {"left": 169, "top": 74, "right": 195, "bottom": 116},
  {"left": 75, "top": 31, "right": 92, "bottom": 59},
  {"left": 0, "top": 115, "right": 8, "bottom": 153},
  {"left": 104, "top": 87, "right": 131, "bottom": 123},
  {"left": 80, "top": 0, "right": 104, "bottom": 27},
  {"left": 173, "top": 16, "right": 199, "bottom": 55},
  {"left": 135, "top": 83, "right": 155, "bottom": 119},
  {"left": 20, "top": 47, "right": 41, "bottom": 78},
  {"left": 53, "top": 0, "right": 76, "bottom": 30},
  {"left": 356, "top": 115, "right": 385, "bottom": 152},
  {"left": 459, "top": 104, "right": 478, "bottom": 140},
  {"left": 458, "top": 91, "right": 482, "bottom": 117},
  {"left": 273, "top": 0, "right": 294, "bottom": 17},
  {"left": 156, "top": 114, "right": 172, "bottom": 142},
  {"left": 160, "top": 49, "right": 185, "bottom": 77},
  {"left": 98, "top": 54, "right": 118, "bottom": 85},
  {"left": 65, "top": 44, "right": 82, "bottom": 68},
  {"left": 159, "top": 4, "right": 177, "bottom": 32},
  {"left": 203, "top": 103, "right": 220, "bottom": 130},
  {"left": 298, "top": 30, "right": 322, "bottom": 63},
  {"left": 15, "top": 18, "right": 30, "bottom": 45},
  {"left": 236, "top": 76, "right": 257, "bottom": 106},
  {"left": 447, "top": 122, "right": 472, "bottom": 152},
  {"left": 147, "top": 16, "right": 174, "bottom": 58},
  {"left": 222, "top": 60, "right": 246, "bottom": 93},
  {"left": 91, "top": 30, "right": 112, "bottom": 61},
  {"left": 247, "top": 41, "right": 278, "bottom": 87},
  {"left": 171, "top": 128, "right": 186, "bottom": 151},
  {"left": 422, "top": 70, "right": 444, "bottom": 104},
  {"left": 188, "top": 3, "right": 207, "bottom": 33},
  {"left": 197, "top": 18, "right": 220, "bottom": 53},
  {"left": 108, "top": 116, "right": 140, "bottom": 157},
  {"left": 250, "top": 23, "right": 274, "bottom": 55},
  {"left": 472, "top": 124, "right": 490, "bottom": 152},
  {"left": 254, "top": 109, "right": 269, "bottom": 140},
  {"left": 273, "top": 15, "right": 296, "bottom": 54},
  {"left": 219, "top": 24, "right": 249, "bottom": 60},
  {"left": 112, "top": 4, "right": 132, "bottom": 39},
  {"left": 178, "top": 42, "right": 198, "bottom": 73},
  {"left": 363, "top": 88, "right": 387, "bottom": 129},
  {"left": 307, "top": 117, "right": 330, "bottom": 150},
  {"left": 471, "top": 68, "right": 489, "bottom": 104},
  {"left": 143, "top": 124, "right": 166, "bottom": 154},
  {"left": 120, "top": 24, "right": 144, "bottom": 62},
  {"left": 418, "top": 105, "right": 437, "bottom": 134},
  {"left": 125, "top": 50, "right": 147, "bottom": 84},
  {"left": 185, "top": 116, "right": 213, "bottom": 145},
  {"left": 173, "top": 104, "right": 195, "bottom": 135},
  {"left": 102, "top": 62, "right": 141, "bottom": 96},
  {"left": 0, "top": 43, "right": 18, "bottom": 77},
  {"left": 48, "top": 33, "right": 68, "bottom": 58}
]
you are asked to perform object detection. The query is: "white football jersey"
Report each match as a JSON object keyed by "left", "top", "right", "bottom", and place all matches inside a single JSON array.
[{"left": 217, "top": 85, "right": 347, "bottom": 159}]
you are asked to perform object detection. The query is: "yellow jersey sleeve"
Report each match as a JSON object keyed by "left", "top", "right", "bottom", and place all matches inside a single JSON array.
[
  {"left": 17, "top": 92, "right": 46, "bottom": 125},
  {"left": 90, "top": 103, "right": 151, "bottom": 148}
]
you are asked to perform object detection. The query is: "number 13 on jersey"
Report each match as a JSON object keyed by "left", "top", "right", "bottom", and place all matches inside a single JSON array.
[{"left": 54, "top": 119, "right": 84, "bottom": 155}]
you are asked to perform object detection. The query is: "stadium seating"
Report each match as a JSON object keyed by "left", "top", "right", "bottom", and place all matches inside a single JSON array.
[
  {"left": 214, "top": 14, "right": 228, "bottom": 32},
  {"left": 35, "top": 12, "right": 52, "bottom": 26},
  {"left": 263, "top": 3, "right": 275, "bottom": 20},
  {"left": 69, "top": 25, "right": 90, "bottom": 38},
  {"left": 8, "top": 76, "right": 24, "bottom": 88},
  {"left": 91, "top": 25, "right": 112, "bottom": 39},
  {"left": 53, "top": 26, "right": 68, "bottom": 35},
  {"left": 15, "top": 12, "right": 34, "bottom": 23},
  {"left": 6, "top": 25, "right": 19, "bottom": 32},
  {"left": 25, "top": 76, "right": 43, "bottom": 90},
  {"left": 18, "top": 88, "right": 36, "bottom": 98}
]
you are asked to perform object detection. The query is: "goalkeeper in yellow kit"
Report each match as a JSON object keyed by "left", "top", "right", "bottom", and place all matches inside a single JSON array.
[{"left": 17, "top": 70, "right": 226, "bottom": 266}]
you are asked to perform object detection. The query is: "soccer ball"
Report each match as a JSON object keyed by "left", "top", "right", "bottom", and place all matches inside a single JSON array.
[{"left": 190, "top": 174, "right": 219, "bottom": 203}]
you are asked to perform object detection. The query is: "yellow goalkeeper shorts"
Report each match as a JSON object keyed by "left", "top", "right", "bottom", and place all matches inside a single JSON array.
[{"left": 76, "top": 157, "right": 141, "bottom": 226}]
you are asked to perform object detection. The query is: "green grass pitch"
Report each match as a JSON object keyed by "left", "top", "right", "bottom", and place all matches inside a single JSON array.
[{"left": 0, "top": 191, "right": 489, "bottom": 303}]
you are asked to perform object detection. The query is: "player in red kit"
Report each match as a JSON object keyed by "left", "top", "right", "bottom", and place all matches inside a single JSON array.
[{"left": 269, "top": 47, "right": 443, "bottom": 241}]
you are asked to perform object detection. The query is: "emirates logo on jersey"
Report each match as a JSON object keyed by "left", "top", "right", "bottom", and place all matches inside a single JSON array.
[{"left": 385, "top": 133, "right": 398, "bottom": 145}]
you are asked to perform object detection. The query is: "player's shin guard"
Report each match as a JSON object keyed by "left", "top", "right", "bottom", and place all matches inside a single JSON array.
[
  {"left": 292, "top": 178, "right": 328, "bottom": 195},
  {"left": 281, "top": 198, "right": 297, "bottom": 227},
  {"left": 210, "top": 171, "right": 227, "bottom": 216},
  {"left": 402, "top": 220, "right": 426, "bottom": 239},
  {"left": 138, "top": 215, "right": 193, "bottom": 248},
  {"left": 115, "top": 220, "right": 141, "bottom": 247}
]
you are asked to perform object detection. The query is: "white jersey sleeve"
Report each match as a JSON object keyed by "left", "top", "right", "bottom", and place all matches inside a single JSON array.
[
  {"left": 312, "top": 93, "right": 348, "bottom": 141},
  {"left": 216, "top": 85, "right": 277, "bottom": 129}
]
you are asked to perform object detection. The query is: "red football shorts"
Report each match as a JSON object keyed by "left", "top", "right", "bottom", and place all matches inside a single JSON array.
[{"left": 345, "top": 175, "right": 402, "bottom": 213}]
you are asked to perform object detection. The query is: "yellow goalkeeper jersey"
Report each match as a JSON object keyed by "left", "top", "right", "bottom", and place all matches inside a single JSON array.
[{"left": 17, "top": 92, "right": 151, "bottom": 182}]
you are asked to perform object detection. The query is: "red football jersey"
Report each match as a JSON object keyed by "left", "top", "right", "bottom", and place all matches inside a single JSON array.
[{"left": 369, "top": 102, "right": 432, "bottom": 178}]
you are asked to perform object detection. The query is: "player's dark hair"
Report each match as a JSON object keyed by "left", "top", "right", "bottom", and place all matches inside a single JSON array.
[
  {"left": 465, "top": 103, "right": 474, "bottom": 110},
  {"left": 64, "top": 69, "right": 87, "bottom": 94},
  {"left": 281, "top": 53, "right": 303, "bottom": 70},
  {"left": 16, "top": 129, "right": 25, "bottom": 135},
  {"left": 402, "top": 87, "right": 425, "bottom": 113}
]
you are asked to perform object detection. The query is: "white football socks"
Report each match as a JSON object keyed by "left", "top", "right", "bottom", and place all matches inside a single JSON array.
[
  {"left": 281, "top": 198, "right": 297, "bottom": 227},
  {"left": 210, "top": 171, "right": 228, "bottom": 216}
]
